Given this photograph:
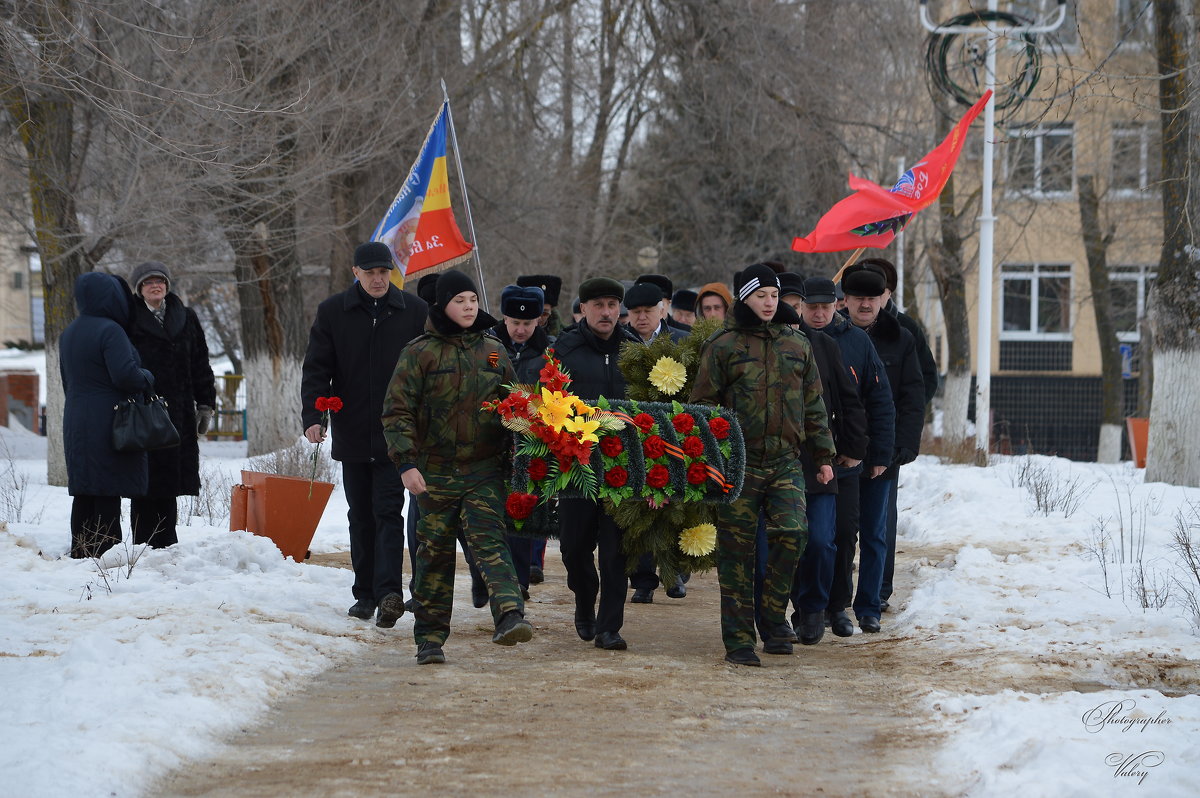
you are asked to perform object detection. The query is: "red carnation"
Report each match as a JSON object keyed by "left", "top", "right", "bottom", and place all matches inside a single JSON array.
[
  {"left": 604, "top": 466, "right": 629, "bottom": 488},
  {"left": 632, "top": 413, "right": 655, "bottom": 434},
  {"left": 646, "top": 464, "right": 670, "bottom": 489},
  {"left": 527, "top": 457, "right": 549, "bottom": 481},
  {"left": 683, "top": 435, "right": 705, "bottom": 458},
  {"left": 600, "top": 436, "right": 624, "bottom": 458},
  {"left": 643, "top": 435, "right": 666, "bottom": 459},
  {"left": 709, "top": 416, "right": 731, "bottom": 440},
  {"left": 315, "top": 396, "right": 343, "bottom": 413},
  {"left": 687, "top": 462, "right": 708, "bottom": 485},
  {"left": 672, "top": 413, "right": 695, "bottom": 434},
  {"left": 505, "top": 492, "right": 538, "bottom": 521}
]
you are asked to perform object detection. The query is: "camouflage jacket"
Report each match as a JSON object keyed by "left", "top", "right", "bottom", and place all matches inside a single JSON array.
[
  {"left": 382, "top": 308, "right": 517, "bottom": 473},
  {"left": 689, "top": 303, "right": 836, "bottom": 468}
]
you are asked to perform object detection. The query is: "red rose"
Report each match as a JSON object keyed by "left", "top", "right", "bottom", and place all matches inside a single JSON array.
[
  {"left": 505, "top": 492, "right": 538, "bottom": 520},
  {"left": 600, "top": 435, "right": 624, "bottom": 458},
  {"left": 527, "top": 457, "right": 549, "bottom": 481},
  {"left": 709, "top": 416, "right": 731, "bottom": 440},
  {"left": 643, "top": 435, "right": 666, "bottom": 459},
  {"left": 646, "top": 464, "right": 670, "bottom": 489},
  {"left": 687, "top": 462, "right": 708, "bottom": 485},
  {"left": 604, "top": 466, "right": 628, "bottom": 487},
  {"left": 683, "top": 435, "right": 705, "bottom": 458},
  {"left": 632, "top": 413, "right": 655, "bottom": 433},
  {"left": 672, "top": 413, "right": 695, "bottom": 434}
]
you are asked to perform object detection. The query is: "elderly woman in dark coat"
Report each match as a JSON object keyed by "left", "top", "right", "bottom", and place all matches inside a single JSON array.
[
  {"left": 126, "top": 261, "right": 217, "bottom": 547},
  {"left": 60, "top": 272, "right": 156, "bottom": 558}
]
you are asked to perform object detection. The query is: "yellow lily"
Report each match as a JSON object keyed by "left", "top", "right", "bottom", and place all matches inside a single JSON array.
[
  {"left": 538, "top": 388, "right": 573, "bottom": 430},
  {"left": 563, "top": 414, "right": 601, "bottom": 444}
]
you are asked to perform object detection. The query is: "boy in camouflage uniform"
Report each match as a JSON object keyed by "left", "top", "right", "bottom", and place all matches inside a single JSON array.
[
  {"left": 382, "top": 270, "right": 533, "bottom": 665},
  {"left": 690, "top": 263, "right": 836, "bottom": 666}
]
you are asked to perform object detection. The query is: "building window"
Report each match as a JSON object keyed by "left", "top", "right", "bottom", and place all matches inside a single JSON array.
[
  {"left": 1006, "top": 124, "right": 1074, "bottom": 196},
  {"left": 1108, "top": 264, "right": 1156, "bottom": 342},
  {"left": 1116, "top": 0, "right": 1154, "bottom": 47},
  {"left": 1002, "top": 263, "right": 1072, "bottom": 338},
  {"left": 1111, "top": 123, "right": 1161, "bottom": 193},
  {"left": 1008, "top": 1, "right": 1079, "bottom": 48},
  {"left": 11, "top": 271, "right": 23, "bottom": 290}
]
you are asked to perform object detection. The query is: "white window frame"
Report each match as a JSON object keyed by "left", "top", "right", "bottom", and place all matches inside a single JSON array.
[
  {"left": 1005, "top": 125, "right": 1075, "bottom": 198},
  {"left": 1110, "top": 122, "right": 1160, "bottom": 196},
  {"left": 1006, "top": 0, "right": 1079, "bottom": 49},
  {"left": 1108, "top": 264, "right": 1156, "bottom": 343},
  {"left": 1000, "top": 263, "right": 1073, "bottom": 341},
  {"left": 1116, "top": 0, "right": 1154, "bottom": 48}
]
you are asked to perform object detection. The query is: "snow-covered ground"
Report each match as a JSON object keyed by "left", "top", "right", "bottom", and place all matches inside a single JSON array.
[{"left": 1, "top": 349, "right": 1198, "bottom": 796}]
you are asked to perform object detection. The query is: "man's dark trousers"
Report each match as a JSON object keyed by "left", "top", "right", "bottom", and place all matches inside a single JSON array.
[{"left": 342, "top": 460, "right": 406, "bottom": 603}]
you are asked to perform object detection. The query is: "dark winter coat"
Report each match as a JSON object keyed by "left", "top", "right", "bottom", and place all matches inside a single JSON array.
[
  {"left": 799, "top": 321, "right": 868, "bottom": 495},
  {"left": 886, "top": 300, "right": 939, "bottom": 406},
  {"left": 848, "top": 308, "right": 925, "bottom": 480},
  {"left": 382, "top": 306, "right": 516, "bottom": 472},
  {"left": 818, "top": 312, "right": 896, "bottom": 474},
  {"left": 690, "top": 301, "right": 836, "bottom": 469},
  {"left": 127, "top": 294, "right": 217, "bottom": 497},
  {"left": 301, "top": 283, "right": 428, "bottom": 462},
  {"left": 60, "top": 272, "right": 155, "bottom": 497},
  {"left": 552, "top": 320, "right": 643, "bottom": 401},
  {"left": 492, "top": 322, "right": 551, "bottom": 385}
]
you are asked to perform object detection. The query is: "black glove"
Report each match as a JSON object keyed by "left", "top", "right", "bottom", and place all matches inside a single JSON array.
[
  {"left": 196, "top": 405, "right": 214, "bottom": 435},
  {"left": 892, "top": 447, "right": 917, "bottom": 467}
]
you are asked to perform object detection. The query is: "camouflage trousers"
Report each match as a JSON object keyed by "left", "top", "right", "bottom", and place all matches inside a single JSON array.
[
  {"left": 412, "top": 465, "right": 523, "bottom": 646},
  {"left": 715, "top": 457, "right": 809, "bottom": 653}
]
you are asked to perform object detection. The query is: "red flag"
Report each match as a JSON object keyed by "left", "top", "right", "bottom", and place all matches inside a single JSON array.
[{"left": 792, "top": 90, "right": 992, "bottom": 254}]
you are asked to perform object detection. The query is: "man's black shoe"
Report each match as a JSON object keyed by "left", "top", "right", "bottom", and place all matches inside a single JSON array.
[
  {"left": 630, "top": 588, "right": 654, "bottom": 604},
  {"left": 798, "top": 612, "right": 825, "bottom": 645},
  {"left": 375, "top": 593, "right": 405, "bottom": 628},
  {"left": 493, "top": 610, "right": 534, "bottom": 646},
  {"left": 828, "top": 610, "right": 855, "bottom": 638},
  {"left": 574, "top": 608, "right": 596, "bottom": 641},
  {"left": 763, "top": 626, "right": 794, "bottom": 655},
  {"left": 529, "top": 565, "right": 544, "bottom": 585},
  {"left": 404, "top": 598, "right": 416, "bottom": 614},
  {"left": 859, "top": 615, "right": 881, "bottom": 633},
  {"left": 348, "top": 599, "right": 376, "bottom": 620},
  {"left": 471, "top": 583, "right": 489, "bottom": 609},
  {"left": 772, "top": 621, "right": 799, "bottom": 644},
  {"left": 724, "top": 648, "right": 761, "bottom": 666},
  {"left": 880, "top": 599, "right": 891, "bottom": 613},
  {"left": 416, "top": 641, "right": 445, "bottom": 665},
  {"left": 594, "top": 631, "right": 627, "bottom": 650},
  {"left": 665, "top": 575, "right": 687, "bottom": 599}
]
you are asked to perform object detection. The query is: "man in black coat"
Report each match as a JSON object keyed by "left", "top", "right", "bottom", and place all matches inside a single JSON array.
[
  {"left": 553, "top": 276, "right": 642, "bottom": 650},
  {"left": 840, "top": 267, "right": 924, "bottom": 633},
  {"left": 301, "top": 242, "right": 428, "bottom": 626}
]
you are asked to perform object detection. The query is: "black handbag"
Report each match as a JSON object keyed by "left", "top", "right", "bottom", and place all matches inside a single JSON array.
[{"left": 112, "top": 393, "right": 181, "bottom": 452}]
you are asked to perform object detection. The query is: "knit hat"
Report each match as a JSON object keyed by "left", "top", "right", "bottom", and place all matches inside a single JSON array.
[
  {"left": 416, "top": 272, "right": 439, "bottom": 305},
  {"left": 635, "top": 273, "right": 673, "bottom": 299},
  {"left": 577, "top": 277, "right": 625, "bottom": 303},
  {"left": 777, "top": 272, "right": 806, "bottom": 298},
  {"left": 624, "top": 282, "right": 663, "bottom": 310},
  {"left": 500, "top": 284, "right": 544, "bottom": 320},
  {"left": 671, "top": 289, "right": 698, "bottom": 313},
  {"left": 696, "top": 282, "right": 733, "bottom": 310},
  {"left": 130, "top": 261, "right": 171, "bottom": 294},
  {"left": 354, "top": 241, "right": 394, "bottom": 270},
  {"left": 841, "top": 266, "right": 886, "bottom": 297},
  {"left": 516, "top": 274, "right": 562, "bottom": 306},
  {"left": 800, "top": 277, "right": 838, "bottom": 304},
  {"left": 435, "top": 269, "right": 478, "bottom": 308},
  {"left": 734, "top": 263, "right": 781, "bottom": 302}
]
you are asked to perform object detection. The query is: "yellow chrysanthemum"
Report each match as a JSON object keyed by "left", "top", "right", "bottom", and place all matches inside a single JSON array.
[
  {"left": 538, "top": 387, "right": 573, "bottom": 430},
  {"left": 649, "top": 356, "right": 687, "bottom": 395},
  {"left": 563, "top": 414, "right": 601, "bottom": 444},
  {"left": 679, "top": 523, "right": 717, "bottom": 557}
]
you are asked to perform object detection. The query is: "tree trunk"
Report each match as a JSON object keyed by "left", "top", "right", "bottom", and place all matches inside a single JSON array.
[
  {"left": 1077, "top": 175, "right": 1124, "bottom": 463},
  {"left": 1146, "top": 0, "right": 1200, "bottom": 485}
]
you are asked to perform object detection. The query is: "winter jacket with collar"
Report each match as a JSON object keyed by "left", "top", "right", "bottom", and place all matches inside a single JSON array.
[
  {"left": 690, "top": 301, "right": 836, "bottom": 469},
  {"left": 492, "top": 321, "right": 552, "bottom": 385},
  {"left": 381, "top": 306, "right": 516, "bottom": 473},
  {"left": 301, "top": 283, "right": 428, "bottom": 462},
  {"left": 60, "top": 272, "right": 155, "bottom": 497},
  {"left": 815, "top": 312, "right": 896, "bottom": 473},
  {"left": 885, "top": 299, "right": 938, "bottom": 406},
  {"left": 128, "top": 293, "right": 217, "bottom": 496},
  {"left": 551, "top": 319, "right": 642, "bottom": 401},
  {"left": 798, "top": 320, "right": 868, "bottom": 494}
]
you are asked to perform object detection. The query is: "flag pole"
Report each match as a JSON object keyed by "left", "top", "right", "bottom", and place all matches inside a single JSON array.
[
  {"left": 831, "top": 247, "right": 866, "bottom": 284},
  {"left": 441, "top": 80, "right": 490, "bottom": 313}
]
